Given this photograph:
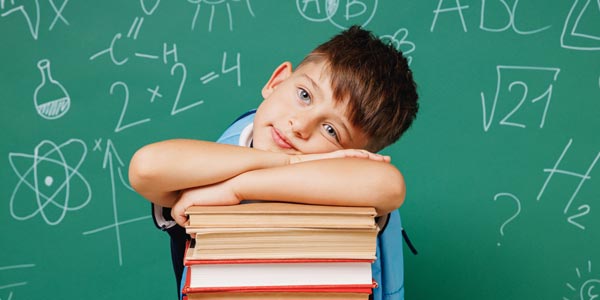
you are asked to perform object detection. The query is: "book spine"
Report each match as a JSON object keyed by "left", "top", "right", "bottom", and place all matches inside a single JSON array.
[
  {"left": 182, "top": 284, "right": 374, "bottom": 294},
  {"left": 183, "top": 258, "right": 374, "bottom": 266}
]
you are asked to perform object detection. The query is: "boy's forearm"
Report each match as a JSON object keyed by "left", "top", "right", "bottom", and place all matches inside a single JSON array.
[
  {"left": 128, "top": 139, "right": 289, "bottom": 207},
  {"left": 230, "top": 158, "right": 406, "bottom": 216}
]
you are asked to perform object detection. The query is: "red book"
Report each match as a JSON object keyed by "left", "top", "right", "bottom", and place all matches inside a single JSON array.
[
  {"left": 182, "top": 259, "right": 375, "bottom": 291},
  {"left": 182, "top": 241, "right": 376, "bottom": 299}
]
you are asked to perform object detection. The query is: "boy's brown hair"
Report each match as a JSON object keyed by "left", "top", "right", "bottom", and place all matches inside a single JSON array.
[{"left": 298, "top": 25, "right": 419, "bottom": 152}]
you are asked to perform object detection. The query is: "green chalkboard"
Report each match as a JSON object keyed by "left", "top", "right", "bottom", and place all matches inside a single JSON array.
[{"left": 2, "top": 1, "right": 599, "bottom": 299}]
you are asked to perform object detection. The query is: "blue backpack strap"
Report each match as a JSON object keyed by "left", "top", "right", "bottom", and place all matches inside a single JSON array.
[
  {"left": 216, "top": 109, "right": 256, "bottom": 145},
  {"left": 372, "top": 210, "right": 405, "bottom": 300}
]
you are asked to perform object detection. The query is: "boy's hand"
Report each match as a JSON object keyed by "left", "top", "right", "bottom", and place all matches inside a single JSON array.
[
  {"left": 171, "top": 180, "right": 241, "bottom": 227},
  {"left": 289, "top": 149, "right": 390, "bottom": 164}
]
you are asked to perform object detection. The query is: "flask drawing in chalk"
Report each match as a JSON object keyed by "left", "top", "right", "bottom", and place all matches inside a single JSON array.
[{"left": 34, "top": 59, "right": 71, "bottom": 119}]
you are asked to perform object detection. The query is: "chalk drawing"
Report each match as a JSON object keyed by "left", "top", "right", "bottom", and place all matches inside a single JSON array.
[
  {"left": 8, "top": 139, "right": 91, "bottom": 226},
  {"left": 83, "top": 140, "right": 151, "bottom": 266},
  {"left": 537, "top": 139, "right": 600, "bottom": 230},
  {"left": 296, "top": 0, "right": 377, "bottom": 30},
  {"left": 0, "top": 263, "right": 35, "bottom": 298},
  {"left": 188, "top": 0, "right": 255, "bottom": 32},
  {"left": 564, "top": 260, "right": 600, "bottom": 300},
  {"left": 1, "top": 0, "right": 70, "bottom": 38},
  {"left": 561, "top": 0, "right": 600, "bottom": 51},
  {"left": 479, "top": 0, "right": 550, "bottom": 35},
  {"left": 431, "top": 0, "right": 469, "bottom": 32},
  {"left": 1, "top": 0, "right": 39, "bottom": 39},
  {"left": 480, "top": 65, "right": 560, "bottom": 131},
  {"left": 380, "top": 28, "right": 415, "bottom": 65},
  {"left": 48, "top": 0, "right": 69, "bottom": 31},
  {"left": 34, "top": 59, "right": 71, "bottom": 120},
  {"left": 140, "top": 0, "right": 160, "bottom": 15}
]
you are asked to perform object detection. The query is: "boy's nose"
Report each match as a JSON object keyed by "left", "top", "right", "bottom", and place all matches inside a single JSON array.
[{"left": 289, "top": 112, "right": 317, "bottom": 140}]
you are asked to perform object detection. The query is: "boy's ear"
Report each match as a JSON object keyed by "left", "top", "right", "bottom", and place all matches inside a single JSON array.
[{"left": 261, "top": 62, "right": 293, "bottom": 99}]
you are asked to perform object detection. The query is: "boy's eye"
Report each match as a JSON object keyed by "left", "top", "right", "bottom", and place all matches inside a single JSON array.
[
  {"left": 323, "top": 124, "right": 339, "bottom": 141},
  {"left": 297, "top": 88, "right": 311, "bottom": 104}
]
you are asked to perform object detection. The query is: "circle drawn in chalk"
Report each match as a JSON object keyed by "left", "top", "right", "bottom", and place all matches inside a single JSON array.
[{"left": 296, "top": 0, "right": 378, "bottom": 29}]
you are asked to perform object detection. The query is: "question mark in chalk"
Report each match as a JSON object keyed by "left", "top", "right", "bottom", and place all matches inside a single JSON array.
[{"left": 493, "top": 193, "right": 522, "bottom": 247}]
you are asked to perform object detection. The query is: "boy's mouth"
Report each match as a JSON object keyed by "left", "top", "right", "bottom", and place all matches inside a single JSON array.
[{"left": 271, "top": 127, "right": 296, "bottom": 150}]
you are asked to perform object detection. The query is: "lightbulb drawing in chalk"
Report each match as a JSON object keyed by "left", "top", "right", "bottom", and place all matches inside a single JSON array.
[
  {"left": 34, "top": 59, "right": 71, "bottom": 119},
  {"left": 493, "top": 193, "right": 521, "bottom": 246},
  {"left": 564, "top": 260, "right": 600, "bottom": 300}
]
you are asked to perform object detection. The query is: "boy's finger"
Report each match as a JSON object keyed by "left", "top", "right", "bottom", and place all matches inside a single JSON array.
[{"left": 171, "top": 209, "right": 187, "bottom": 227}]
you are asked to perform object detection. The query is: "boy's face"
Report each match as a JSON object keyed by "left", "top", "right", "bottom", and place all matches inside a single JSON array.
[{"left": 253, "top": 61, "right": 369, "bottom": 154}]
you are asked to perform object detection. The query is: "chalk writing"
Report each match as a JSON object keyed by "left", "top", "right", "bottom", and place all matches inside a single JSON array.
[
  {"left": 89, "top": 33, "right": 129, "bottom": 66},
  {"left": 135, "top": 43, "right": 179, "bottom": 65},
  {"left": 171, "top": 62, "right": 205, "bottom": 115},
  {"left": 34, "top": 59, "right": 71, "bottom": 120},
  {"left": 127, "top": 16, "right": 143, "bottom": 40},
  {"left": 200, "top": 52, "right": 241, "bottom": 86},
  {"left": 564, "top": 260, "right": 600, "bottom": 300},
  {"left": 480, "top": 65, "right": 560, "bottom": 131},
  {"left": 431, "top": 0, "right": 469, "bottom": 32},
  {"left": 493, "top": 192, "right": 521, "bottom": 247},
  {"left": 93, "top": 138, "right": 103, "bottom": 152},
  {"left": 106, "top": 50, "right": 236, "bottom": 130},
  {"left": 88, "top": 0, "right": 162, "bottom": 64},
  {"left": 561, "top": 0, "right": 600, "bottom": 51},
  {"left": 296, "top": 0, "right": 378, "bottom": 30},
  {"left": 147, "top": 85, "right": 163, "bottom": 103},
  {"left": 537, "top": 139, "right": 600, "bottom": 230},
  {"left": 188, "top": 0, "right": 255, "bottom": 32},
  {"left": 8, "top": 139, "right": 91, "bottom": 226},
  {"left": 479, "top": 0, "right": 550, "bottom": 35},
  {"left": 83, "top": 140, "right": 151, "bottom": 266},
  {"left": 110, "top": 81, "right": 152, "bottom": 133},
  {"left": 431, "top": 0, "right": 557, "bottom": 35}
]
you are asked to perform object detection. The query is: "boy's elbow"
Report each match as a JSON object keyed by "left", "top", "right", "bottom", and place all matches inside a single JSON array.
[{"left": 128, "top": 145, "right": 159, "bottom": 193}]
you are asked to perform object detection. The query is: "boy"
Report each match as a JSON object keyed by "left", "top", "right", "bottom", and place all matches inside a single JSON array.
[{"left": 129, "top": 26, "right": 418, "bottom": 300}]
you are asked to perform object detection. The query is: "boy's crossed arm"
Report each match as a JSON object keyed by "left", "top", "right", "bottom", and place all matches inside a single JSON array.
[{"left": 129, "top": 139, "right": 405, "bottom": 227}]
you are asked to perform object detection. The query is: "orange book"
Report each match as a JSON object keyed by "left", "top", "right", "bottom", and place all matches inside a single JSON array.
[{"left": 185, "top": 202, "right": 377, "bottom": 229}]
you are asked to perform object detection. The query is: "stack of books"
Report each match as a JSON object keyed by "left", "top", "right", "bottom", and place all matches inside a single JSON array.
[{"left": 182, "top": 201, "right": 379, "bottom": 300}]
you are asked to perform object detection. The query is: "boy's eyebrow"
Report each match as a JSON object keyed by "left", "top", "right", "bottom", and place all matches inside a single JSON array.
[
  {"left": 302, "top": 73, "right": 354, "bottom": 145},
  {"left": 301, "top": 73, "right": 322, "bottom": 96}
]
